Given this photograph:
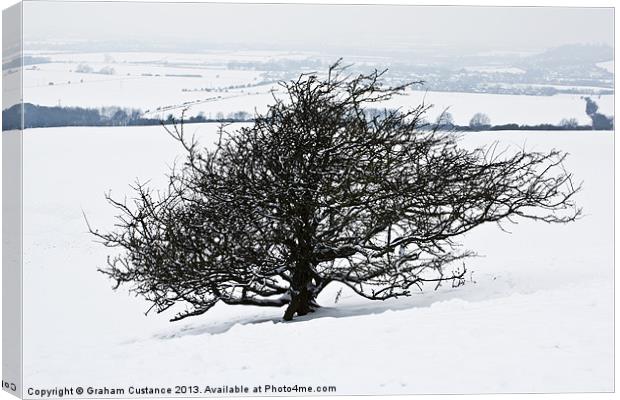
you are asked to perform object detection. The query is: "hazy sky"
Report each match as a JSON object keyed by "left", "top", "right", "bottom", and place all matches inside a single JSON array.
[{"left": 23, "top": 2, "right": 614, "bottom": 53}]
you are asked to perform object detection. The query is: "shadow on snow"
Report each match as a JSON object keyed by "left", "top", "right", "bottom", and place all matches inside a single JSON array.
[{"left": 148, "top": 272, "right": 513, "bottom": 340}]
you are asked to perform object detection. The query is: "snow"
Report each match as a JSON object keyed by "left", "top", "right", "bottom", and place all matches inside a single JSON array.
[
  {"left": 23, "top": 63, "right": 271, "bottom": 117},
  {"left": 383, "top": 90, "right": 613, "bottom": 126},
  {"left": 463, "top": 66, "right": 526, "bottom": 74},
  {"left": 21, "top": 125, "right": 613, "bottom": 395},
  {"left": 35, "top": 50, "right": 320, "bottom": 65},
  {"left": 597, "top": 61, "right": 614, "bottom": 73},
  {"left": 497, "top": 82, "right": 613, "bottom": 93},
  {"left": 21, "top": 51, "right": 614, "bottom": 125}
]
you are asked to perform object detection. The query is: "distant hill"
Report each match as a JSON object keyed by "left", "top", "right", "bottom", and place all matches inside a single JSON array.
[{"left": 527, "top": 43, "right": 613, "bottom": 67}]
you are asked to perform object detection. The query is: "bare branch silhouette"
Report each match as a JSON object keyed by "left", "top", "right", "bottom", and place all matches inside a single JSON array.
[{"left": 90, "top": 61, "right": 581, "bottom": 321}]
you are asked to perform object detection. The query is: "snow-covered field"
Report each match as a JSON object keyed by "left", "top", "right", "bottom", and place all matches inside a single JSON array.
[
  {"left": 384, "top": 90, "right": 613, "bottom": 126},
  {"left": 462, "top": 66, "right": 526, "bottom": 74},
  {"left": 19, "top": 51, "right": 614, "bottom": 126},
  {"left": 597, "top": 60, "right": 614, "bottom": 73},
  {"left": 21, "top": 125, "right": 613, "bottom": 395}
]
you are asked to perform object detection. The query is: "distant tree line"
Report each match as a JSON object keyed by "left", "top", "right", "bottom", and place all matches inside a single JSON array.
[
  {"left": 75, "top": 63, "right": 116, "bottom": 75},
  {"left": 2, "top": 55, "right": 51, "bottom": 71},
  {"left": 432, "top": 96, "right": 613, "bottom": 132},
  {"left": 226, "top": 58, "right": 323, "bottom": 72},
  {"left": 434, "top": 112, "right": 594, "bottom": 132},
  {"left": 457, "top": 123, "right": 595, "bottom": 132},
  {"left": 181, "top": 79, "right": 276, "bottom": 93},
  {"left": 3, "top": 100, "right": 613, "bottom": 131},
  {"left": 2, "top": 104, "right": 254, "bottom": 130}
]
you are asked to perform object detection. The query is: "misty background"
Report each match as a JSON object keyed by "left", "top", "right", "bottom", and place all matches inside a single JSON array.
[
  {"left": 23, "top": 3, "right": 613, "bottom": 53},
  {"left": 3, "top": 2, "right": 614, "bottom": 129}
]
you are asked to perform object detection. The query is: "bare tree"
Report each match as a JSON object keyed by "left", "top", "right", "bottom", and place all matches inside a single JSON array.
[
  {"left": 469, "top": 113, "right": 491, "bottom": 130},
  {"left": 90, "top": 62, "right": 581, "bottom": 322},
  {"left": 560, "top": 118, "right": 579, "bottom": 129},
  {"left": 583, "top": 97, "right": 614, "bottom": 130},
  {"left": 436, "top": 111, "right": 455, "bottom": 129}
]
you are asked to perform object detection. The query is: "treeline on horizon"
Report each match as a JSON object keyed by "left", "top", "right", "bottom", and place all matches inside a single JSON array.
[
  {"left": 1, "top": 102, "right": 613, "bottom": 132},
  {"left": 2, "top": 103, "right": 254, "bottom": 131}
]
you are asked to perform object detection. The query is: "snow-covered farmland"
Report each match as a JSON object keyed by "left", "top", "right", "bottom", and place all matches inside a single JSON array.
[
  {"left": 462, "top": 66, "right": 526, "bottom": 74},
  {"left": 21, "top": 125, "right": 613, "bottom": 395},
  {"left": 20, "top": 51, "right": 614, "bottom": 126},
  {"left": 384, "top": 90, "right": 613, "bottom": 126},
  {"left": 597, "top": 60, "right": 614, "bottom": 73}
]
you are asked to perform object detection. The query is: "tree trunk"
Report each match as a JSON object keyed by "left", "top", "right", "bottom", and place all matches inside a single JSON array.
[
  {"left": 282, "top": 259, "right": 317, "bottom": 321},
  {"left": 283, "top": 207, "right": 319, "bottom": 321},
  {"left": 282, "top": 287, "right": 312, "bottom": 321}
]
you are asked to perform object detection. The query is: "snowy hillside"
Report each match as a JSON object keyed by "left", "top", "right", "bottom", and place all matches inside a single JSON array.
[{"left": 21, "top": 125, "right": 613, "bottom": 395}]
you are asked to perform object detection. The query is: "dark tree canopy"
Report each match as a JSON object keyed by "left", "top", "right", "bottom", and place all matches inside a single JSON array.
[
  {"left": 469, "top": 112, "right": 491, "bottom": 130},
  {"left": 91, "top": 63, "right": 581, "bottom": 321},
  {"left": 584, "top": 97, "right": 614, "bottom": 130}
]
